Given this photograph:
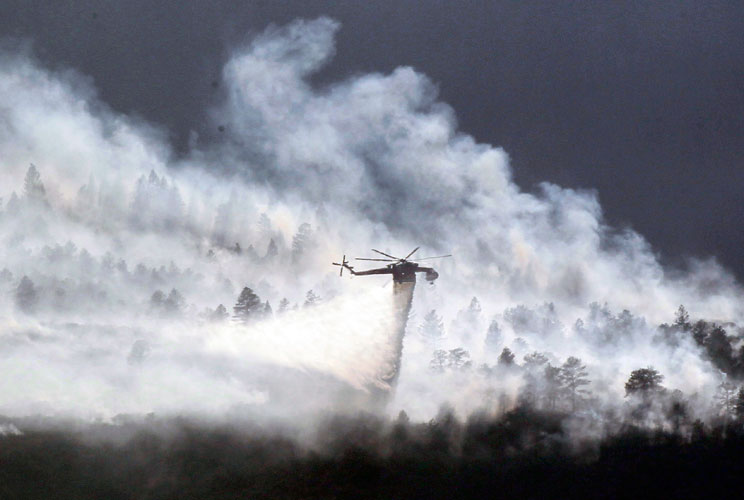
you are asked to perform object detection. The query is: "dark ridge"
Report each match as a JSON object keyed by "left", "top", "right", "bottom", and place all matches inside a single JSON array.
[{"left": 3, "top": 409, "right": 744, "bottom": 499}]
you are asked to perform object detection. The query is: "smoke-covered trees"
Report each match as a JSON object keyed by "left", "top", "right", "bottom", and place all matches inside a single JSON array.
[
  {"left": 149, "top": 289, "right": 185, "bottom": 316},
  {"left": 304, "top": 290, "right": 321, "bottom": 308},
  {"left": 291, "top": 223, "right": 314, "bottom": 264},
  {"left": 715, "top": 381, "right": 738, "bottom": 419},
  {"left": 558, "top": 356, "right": 591, "bottom": 411},
  {"left": 164, "top": 289, "right": 185, "bottom": 315},
  {"left": 131, "top": 170, "right": 183, "bottom": 230},
  {"left": 6, "top": 192, "right": 20, "bottom": 215},
  {"left": 429, "top": 350, "right": 449, "bottom": 373},
  {"left": 210, "top": 304, "right": 229, "bottom": 322},
  {"left": 0, "top": 268, "right": 12, "bottom": 282},
  {"left": 674, "top": 305, "right": 691, "bottom": 331},
  {"left": 419, "top": 310, "right": 445, "bottom": 342},
  {"left": 736, "top": 389, "right": 744, "bottom": 421},
  {"left": 625, "top": 367, "right": 664, "bottom": 397},
  {"left": 498, "top": 347, "right": 515, "bottom": 366},
  {"left": 24, "top": 164, "right": 46, "bottom": 201},
  {"left": 704, "top": 325, "right": 734, "bottom": 373},
  {"left": 265, "top": 238, "right": 279, "bottom": 260},
  {"left": 15, "top": 276, "right": 38, "bottom": 313},
  {"left": 484, "top": 319, "right": 502, "bottom": 350},
  {"left": 277, "top": 298, "right": 290, "bottom": 314},
  {"left": 233, "top": 287, "right": 263, "bottom": 323},
  {"left": 452, "top": 297, "right": 483, "bottom": 343}
]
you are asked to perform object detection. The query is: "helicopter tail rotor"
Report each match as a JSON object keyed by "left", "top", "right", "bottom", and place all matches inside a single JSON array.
[{"left": 332, "top": 254, "right": 352, "bottom": 276}]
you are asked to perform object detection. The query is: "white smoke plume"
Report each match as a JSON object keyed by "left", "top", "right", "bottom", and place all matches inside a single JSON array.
[{"left": 0, "top": 18, "right": 741, "bottom": 426}]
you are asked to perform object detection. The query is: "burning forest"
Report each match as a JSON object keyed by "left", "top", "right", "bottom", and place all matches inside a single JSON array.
[{"left": 1, "top": 11, "right": 744, "bottom": 499}]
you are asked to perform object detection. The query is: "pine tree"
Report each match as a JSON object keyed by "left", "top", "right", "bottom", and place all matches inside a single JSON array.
[
  {"left": 258, "top": 212, "right": 272, "bottom": 237},
  {"left": 150, "top": 290, "right": 165, "bottom": 309},
  {"left": 484, "top": 319, "right": 502, "bottom": 349},
  {"left": 448, "top": 348, "right": 472, "bottom": 371},
  {"left": 304, "top": 290, "right": 321, "bottom": 307},
  {"left": 291, "top": 223, "right": 313, "bottom": 264},
  {"left": 715, "top": 380, "right": 738, "bottom": 419},
  {"left": 673, "top": 305, "right": 691, "bottom": 331},
  {"left": 498, "top": 347, "right": 515, "bottom": 366},
  {"left": 277, "top": 298, "right": 290, "bottom": 314},
  {"left": 543, "top": 364, "right": 562, "bottom": 410},
  {"left": 233, "top": 287, "right": 263, "bottom": 323},
  {"left": 429, "top": 350, "right": 448, "bottom": 373},
  {"left": 265, "top": 238, "right": 278, "bottom": 260},
  {"left": 15, "top": 276, "right": 38, "bottom": 313},
  {"left": 210, "top": 304, "right": 229, "bottom": 322},
  {"left": 624, "top": 367, "right": 664, "bottom": 398},
  {"left": 559, "top": 356, "right": 591, "bottom": 411},
  {"left": 6, "top": 192, "right": 20, "bottom": 215},
  {"left": 419, "top": 309, "right": 445, "bottom": 342},
  {"left": 262, "top": 300, "right": 273, "bottom": 318},
  {"left": 24, "top": 164, "right": 46, "bottom": 201},
  {"left": 163, "top": 288, "right": 185, "bottom": 315}
]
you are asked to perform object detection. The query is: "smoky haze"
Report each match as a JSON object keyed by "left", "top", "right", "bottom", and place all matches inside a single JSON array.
[
  {"left": 0, "top": 16, "right": 743, "bottom": 456},
  {"left": 2, "top": 0, "right": 743, "bottom": 281}
]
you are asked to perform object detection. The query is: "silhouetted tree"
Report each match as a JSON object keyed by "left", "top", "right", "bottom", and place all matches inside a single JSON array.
[
  {"left": 666, "top": 389, "right": 689, "bottom": 434},
  {"left": 233, "top": 287, "right": 263, "bottom": 324},
  {"left": 544, "top": 364, "right": 562, "bottom": 410},
  {"left": 674, "top": 305, "right": 691, "bottom": 331},
  {"left": 262, "top": 300, "right": 272, "bottom": 317},
  {"left": 559, "top": 356, "right": 591, "bottom": 411},
  {"left": 704, "top": 325, "right": 734, "bottom": 374},
  {"left": 692, "top": 320, "right": 708, "bottom": 346},
  {"left": 277, "top": 298, "right": 290, "bottom": 314},
  {"left": 625, "top": 367, "right": 664, "bottom": 397},
  {"left": 15, "top": 276, "right": 38, "bottom": 313},
  {"left": 498, "top": 347, "right": 515, "bottom": 366}
]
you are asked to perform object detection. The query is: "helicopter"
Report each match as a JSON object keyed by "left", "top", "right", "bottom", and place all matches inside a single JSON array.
[{"left": 333, "top": 247, "right": 451, "bottom": 284}]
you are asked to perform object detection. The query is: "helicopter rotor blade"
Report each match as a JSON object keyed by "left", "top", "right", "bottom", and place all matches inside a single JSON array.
[
  {"left": 356, "top": 257, "right": 395, "bottom": 262},
  {"left": 371, "top": 249, "right": 399, "bottom": 260},
  {"left": 412, "top": 254, "right": 452, "bottom": 261},
  {"left": 403, "top": 246, "right": 420, "bottom": 260}
]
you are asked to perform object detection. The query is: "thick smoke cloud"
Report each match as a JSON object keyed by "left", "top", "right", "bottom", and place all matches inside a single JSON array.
[{"left": 0, "top": 17, "right": 742, "bottom": 430}]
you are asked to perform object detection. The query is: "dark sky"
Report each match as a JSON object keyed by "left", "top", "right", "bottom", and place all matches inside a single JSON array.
[{"left": 3, "top": 0, "right": 743, "bottom": 280}]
